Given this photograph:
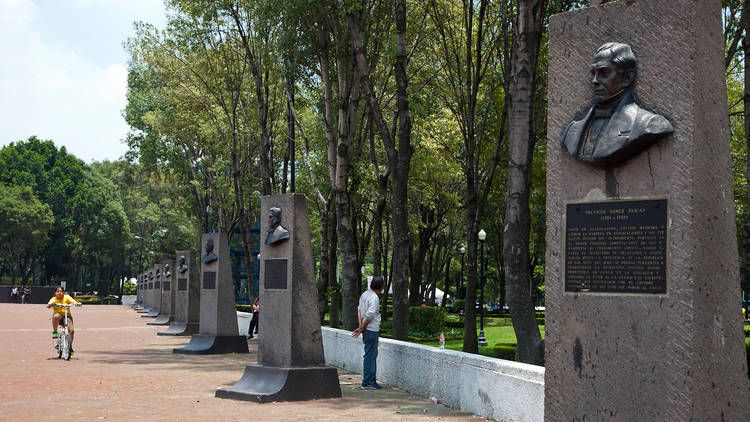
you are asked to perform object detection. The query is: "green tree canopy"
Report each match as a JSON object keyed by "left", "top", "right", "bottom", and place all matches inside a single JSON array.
[{"left": 0, "top": 184, "right": 54, "bottom": 285}]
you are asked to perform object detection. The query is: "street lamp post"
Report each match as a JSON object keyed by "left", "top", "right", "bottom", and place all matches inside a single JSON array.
[
  {"left": 460, "top": 246, "right": 466, "bottom": 299},
  {"left": 151, "top": 229, "right": 167, "bottom": 265},
  {"left": 199, "top": 163, "right": 210, "bottom": 233},
  {"left": 206, "top": 204, "right": 212, "bottom": 233},
  {"left": 477, "top": 229, "right": 487, "bottom": 347}
]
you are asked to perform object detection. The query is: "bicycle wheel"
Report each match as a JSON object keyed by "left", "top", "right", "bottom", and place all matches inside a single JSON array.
[
  {"left": 55, "top": 338, "right": 62, "bottom": 358},
  {"left": 62, "top": 333, "right": 71, "bottom": 360}
]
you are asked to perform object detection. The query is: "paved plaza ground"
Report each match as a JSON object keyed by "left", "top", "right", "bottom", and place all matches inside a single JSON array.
[{"left": 0, "top": 303, "right": 485, "bottom": 421}]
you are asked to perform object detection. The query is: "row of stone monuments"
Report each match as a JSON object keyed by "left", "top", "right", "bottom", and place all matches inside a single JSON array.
[
  {"left": 125, "top": 2, "right": 750, "bottom": 416},
  {"left": 131, "top": 194, "right": 341, "bottom": 403}
]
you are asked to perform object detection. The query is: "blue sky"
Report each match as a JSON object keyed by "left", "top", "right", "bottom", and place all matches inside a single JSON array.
[{"left": 0, "top": 0, "right": 166, "bottom": 163}]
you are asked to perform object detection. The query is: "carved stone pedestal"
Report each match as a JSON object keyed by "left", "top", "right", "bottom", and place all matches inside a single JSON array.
[
  {"left": 173, "top": 333, "right": 248, "bottom": 355},
  {"left": 216, "top": 365, "right": 341, "bottom": 403}
]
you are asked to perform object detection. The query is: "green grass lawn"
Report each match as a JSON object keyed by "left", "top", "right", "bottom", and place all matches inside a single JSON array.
[{"left": 421, "top": 317, "right": 545, "bottom": 359}]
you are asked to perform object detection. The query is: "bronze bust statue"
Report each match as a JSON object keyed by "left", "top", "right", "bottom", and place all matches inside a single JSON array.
[
  {"left": 561, "top": 42, "right": 673, "bottom": 166},
  {"left": 203, "top": 238, "right": 217, "bottom": 264},
  {"left": 164, "top": 264, "right": 171, "bottom": 278},
  {"left": 177, "top": 255, "right": 188, "bottom": 273},
  {"left": 264, "top": 207, "right": 290, "bottom": 245}
]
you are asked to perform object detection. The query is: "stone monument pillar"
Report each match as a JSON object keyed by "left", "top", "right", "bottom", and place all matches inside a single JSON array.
[
  {"left": 132, "top": 274, "right": 139, "bottom": 308},
  {"left": 149, "top": 259, "right": 176, "bottom": 326},
  {"left": 173, "top": 233, "right": 248, "bottom": 354},
  {"left": 216, "top": 194, "right": 341, "bottom": 402},
  {"left": 133, "top": 274, "right": 144, "bottom": 310},
  {"left": 545, "top": 1, "right": 750, "bottom": 420},
  {"left": 137, "top": 268, "right": 154, "bottom": 314},
  {"left": 136, "top": 268, "right": 151, "bottom": 314},
  {"left": 143, "top": 264, "right": 162, "bottom": 318},
  {"left": 159, "top": 251, "right": 200, "bottom": 336}
]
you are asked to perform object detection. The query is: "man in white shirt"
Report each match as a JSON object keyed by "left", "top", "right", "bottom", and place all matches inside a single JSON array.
[{"left": 351, "top": 276, "right": 385, "bottom": 389}]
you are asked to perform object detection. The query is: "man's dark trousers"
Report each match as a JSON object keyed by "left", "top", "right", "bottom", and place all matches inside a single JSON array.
[{"left": 362, "top": 330, "right": 379, "bottom": 387}]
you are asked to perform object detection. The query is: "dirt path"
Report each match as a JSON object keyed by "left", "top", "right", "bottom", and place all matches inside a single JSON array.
[{"left": 0, "top": 303, "right": 486, "bottom": 421}]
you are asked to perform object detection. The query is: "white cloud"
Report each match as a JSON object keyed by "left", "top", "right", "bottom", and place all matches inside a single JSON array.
[
  {"left": 0, "top": 0, "right": 164, "bottom": 163},
  {"left": 0, "top": 0, "right": 34, "bottom": 28}
]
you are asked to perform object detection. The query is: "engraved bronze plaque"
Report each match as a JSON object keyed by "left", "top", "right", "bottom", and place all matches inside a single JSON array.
[
  {"left": 264, "top": 259, "right": 288, "bottom": 290},
  {"left": 565, "top": 199, "right": 667, "bottom": 294},
  {"left": 164, "top": 281, "right": 170, "bottom": 291},
  {"left": 155, "top": 281, "right": 160, "bottom": 289},
  {"left": 178, "top": 278, "right": 187, "bottom": 291},
  {"left": 203, "top": 271, "right": 216, "bottom": 290},
  {"left": 148, "top": 283, "right": 152, "bottom": 290}
]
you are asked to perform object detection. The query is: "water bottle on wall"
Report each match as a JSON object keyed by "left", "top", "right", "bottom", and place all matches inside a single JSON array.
[{"left": 439, "top": 331, "right": 445, "bottom": 349}]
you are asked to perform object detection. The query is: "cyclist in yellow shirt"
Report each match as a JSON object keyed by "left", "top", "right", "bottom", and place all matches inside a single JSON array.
[{"left": 47, "top": 287, "right": 81, "bottom": 354}]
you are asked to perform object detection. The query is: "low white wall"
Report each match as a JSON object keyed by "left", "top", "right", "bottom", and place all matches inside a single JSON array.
[{"left": 322, "top": 327, "right": 544, "bottom": 422}]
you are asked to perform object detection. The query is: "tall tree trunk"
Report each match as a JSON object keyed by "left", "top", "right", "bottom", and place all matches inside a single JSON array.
[
  {"left": 503, "top": 0, "right": 547, "bottom": 365},
  {"left": 334, "top": 42, "right": 361, "bottom": 331},
  {"left": 369, "top": 104, "right": 390, "bottom": 281},
  {"left": 411, "top": 206, "right": 436, "bottom": 305},
  {"left": 463, "top": 196, "right": 480, "bottom": 353},
  {"left": 741, "top": 29, "right": 750, "bottom": 317},
  {"left": 346, "top": 0, "right": 413, "bottom": 340},
  {"left": 337, "top": 197, "right": 360, "bottom": 330},
  {"left": 287, "top": 84, "right": 331, "bottom": 324},
  {"left": 229, "top": 6, "right": 273, "bottom": 195},
  {"left": 381, "top": 219, "right": 392, "bottom": 321},
  {"left": 316, "top": 203, "right": 332, "bottom": 324},
  {"left": 328, "top": 207, "right": 341, "bottom": 328},
  {"left": 442, "top": 254, "right": 451, "bottom": 308}
]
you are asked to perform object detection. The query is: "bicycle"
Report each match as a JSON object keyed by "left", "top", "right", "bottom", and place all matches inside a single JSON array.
[{"left": 53, "top": 303, "right": 79, "bottom": 360}]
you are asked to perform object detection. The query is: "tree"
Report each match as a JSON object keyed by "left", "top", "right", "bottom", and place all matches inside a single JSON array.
[
  {"left": 423, "top": 0, "right": 510, "bottom": 352},
  {"left": 0, "top": 184, "right": 53, "bottom": 285},
  {"left": 0, "top": 137, "right": 89, "bottom": 284},
  {"left": 343, "top": 0, "right": 415, "bottom": 340},
  {"left": 503, "top": 0, "right": 547, "bottom": 365}
]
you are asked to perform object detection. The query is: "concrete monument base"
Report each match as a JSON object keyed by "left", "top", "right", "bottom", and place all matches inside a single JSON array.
[
  {"left": 173, "top": 334, "right": 249, "bottom": 354},
  {"left": 157, "top": 322, "right": 199, "bottom": 336},
  {"left": 215, "top": 365, "right": 341, "bottom": 403},
  {"left": 146, "top": 315, "right": 173, "bottom": 326},
  {"left": 141, "top": 309, "right": 159, "bottom": 318}
]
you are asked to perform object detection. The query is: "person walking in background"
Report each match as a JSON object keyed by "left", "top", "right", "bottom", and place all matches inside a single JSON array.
[
  {"left": 10, "top": 285, "right": 18, "bottom": 303},
  {"left": 248, "top": 297, "right": 259, "bottom": 338},
  {"left": 352, "top": 276, "right": 385, "bottom": 390}
]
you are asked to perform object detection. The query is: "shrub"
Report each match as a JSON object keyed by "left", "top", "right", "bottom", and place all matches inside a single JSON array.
[
  {"left": 744, "top": 325, "right": 750, "bottom": 338},
  {"left": 236, "top": 305, "right": 254, "bottom": 313},
  {"left": 75, "top": 296, "right": 101, "bottom": 304},
  {"left": 409, "top": 306, "right": 445, "bottom": 335},
  {"left": 494, "top": 343, "right": 517, "bottom": 361},
  {"left": 451, "top": 299, "right": 465, "bottom": 314},
  {"left": 445, "top": 320, "right": 464, "bottom": 329},
  {"left": 746, "top": 337, "right": 750, "bottom": 379},
  {"left": 123, "top": 283, "right": 136, "bottom": 295}
]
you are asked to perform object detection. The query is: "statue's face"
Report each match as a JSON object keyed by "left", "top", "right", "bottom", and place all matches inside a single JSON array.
[
  {"left": 206, "top": 238, "right": 214, "bottom": 253},
  {"left": 589, "top": 55, "right": 631, "bottom": 104},
  {"left": 269, "top": 209, "right": 281, "bottom": 227}
]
